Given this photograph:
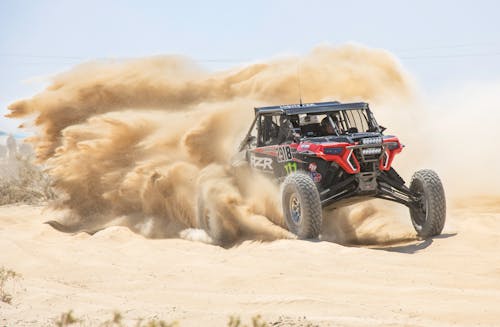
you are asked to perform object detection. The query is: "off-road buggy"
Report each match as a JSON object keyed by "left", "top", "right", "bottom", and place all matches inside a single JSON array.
[{"left": 233, "top": 101, "right": 446, "bottom": 239}]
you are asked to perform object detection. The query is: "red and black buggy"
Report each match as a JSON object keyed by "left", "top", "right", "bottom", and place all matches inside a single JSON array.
[{"left": 234, "top": 101, "right": 446, "bottom": 240}]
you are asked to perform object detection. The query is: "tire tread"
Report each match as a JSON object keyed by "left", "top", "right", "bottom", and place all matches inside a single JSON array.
[
  {"left": 410, "top": 169, "right": 446, "bottom": 238},
  {"left": 282, "top": 173, "right": 322, "bottom": 238}
]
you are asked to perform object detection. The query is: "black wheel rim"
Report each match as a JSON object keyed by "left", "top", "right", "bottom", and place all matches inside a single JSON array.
[{"left": 289, "top": 193, "right": 302, "bottom": 224}]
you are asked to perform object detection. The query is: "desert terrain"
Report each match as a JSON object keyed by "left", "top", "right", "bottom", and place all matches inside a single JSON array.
[
  {"left": 1, "top": 45, "right": 500, "bottom": 326},
  {"left": 0, "top": 199, "right": 499, "bottom": 326}
]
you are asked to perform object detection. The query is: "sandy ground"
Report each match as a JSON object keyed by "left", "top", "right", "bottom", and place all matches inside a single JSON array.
[{"left": 0, "top": 202, "right": 499, "bottom": 327}]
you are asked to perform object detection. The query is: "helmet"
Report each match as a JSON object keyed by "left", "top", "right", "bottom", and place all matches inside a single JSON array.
[{"left": 299, "top": 114, "right": 320, "bottom": 125}]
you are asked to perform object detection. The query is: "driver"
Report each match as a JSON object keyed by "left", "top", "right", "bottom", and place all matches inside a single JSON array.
[{"left": 321, "top": 116, "right": 337, "bottom": 135}]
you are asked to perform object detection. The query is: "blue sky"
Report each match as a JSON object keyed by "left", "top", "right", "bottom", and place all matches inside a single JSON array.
[{"left": 1, "top": 0, "right": 499, "bottom": 133}]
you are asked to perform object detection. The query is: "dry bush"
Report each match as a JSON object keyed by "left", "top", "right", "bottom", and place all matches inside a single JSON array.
[
  {"left": 99, "top": 311, "right": 123, "bottom": 327},
  {"left": 0, "top": 266, "right": 21, "bottom": 304},
  {"left": 54, "top": 311, "right": 179, "bottom": 327},
  {"left": 134, "top": 319, "right": 178, "bottom": 327},
  {"left": 52, "top": 311, "right": 273, "bottom": 327},
  {"left": 228, "top": 315, "right": 268, "bottom": 327},
  {"left": 55, "top": 310, "right": 81, "bottom": 327},
  {"left": 0, "top": 156, "right": 56, "bottom": 205}
]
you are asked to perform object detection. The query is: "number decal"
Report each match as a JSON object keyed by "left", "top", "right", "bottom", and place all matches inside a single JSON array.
[
  {"left": 285, "top": 146, "right": 292, "bottom": 160},
  {"left": 284, "top": 162, "right": 297, "bottom": 174},
  {"left": 277, "top": 145, "right": 293, "bottom": 163}
]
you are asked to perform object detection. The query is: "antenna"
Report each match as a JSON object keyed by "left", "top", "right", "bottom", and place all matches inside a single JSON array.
[{"left": 297, "top": 61, "right": 303, "bottom": 106}]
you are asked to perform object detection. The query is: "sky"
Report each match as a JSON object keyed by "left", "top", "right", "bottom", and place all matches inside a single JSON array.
[{"left": 1, "top": 0, "right": 499, "bottom": 133}]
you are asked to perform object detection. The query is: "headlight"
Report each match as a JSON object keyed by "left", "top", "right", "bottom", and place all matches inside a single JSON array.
[
  {"left": 361, "top": 147, "right": 382, "bottom": 155},
  {"left": 386, "top": 142, "right": 399, "bottom": 150},
  {"left": 361, "top": 137, "right": 382, "bottom": 145}
]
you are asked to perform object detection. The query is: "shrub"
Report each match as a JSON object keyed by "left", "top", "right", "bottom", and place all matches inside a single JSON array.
[
  {"left": 0, "top": 156, "right": 56, "bottom": 205},
  {"left": 0, "top": 267, "right": 21, "bottom": 304}
]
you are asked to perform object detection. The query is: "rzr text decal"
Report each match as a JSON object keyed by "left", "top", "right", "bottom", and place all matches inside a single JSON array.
[{"left": 250, "top": 155, "right": 273, "bottom": 170}]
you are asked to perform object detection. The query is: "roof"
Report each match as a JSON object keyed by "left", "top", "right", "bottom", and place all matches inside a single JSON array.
[{"left": 254, "top": 101, "right": 369, "bottom": 115}]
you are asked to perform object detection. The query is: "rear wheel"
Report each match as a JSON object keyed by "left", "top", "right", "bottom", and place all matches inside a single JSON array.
[
  {"left": 409, "top": 169, "right": 446, "bottom": 238},
  {"left": 196, "top": 192, "right": 223, "bottom": 243},
  {"left": 281, "top": 172, "right": 322, "bottom": 239}
]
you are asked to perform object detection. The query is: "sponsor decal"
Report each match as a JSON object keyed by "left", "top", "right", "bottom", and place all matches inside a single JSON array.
[
  {"left": 284, "top": 162, "right": 297, "bottom": 174},
  {"left": 250, "top": 155, "right": 273, "bottom": 170},
  {"left": 279, "top": 103, "right": 315, "bottom": 109},
  {"left": 308, "top": 162, "right": 322, "bottom": 183}
]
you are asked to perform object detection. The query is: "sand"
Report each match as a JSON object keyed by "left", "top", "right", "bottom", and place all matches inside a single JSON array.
[
  {"left": 1, "top": 202, "right": 499, "bottom": 327},
  {"left": 2, "top": 44, "right": 500, "bottom": 326}
]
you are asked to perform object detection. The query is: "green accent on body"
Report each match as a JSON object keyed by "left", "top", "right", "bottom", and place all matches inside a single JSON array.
[{"left": 284, "top": 162, "right": 297, "bottom": 174}]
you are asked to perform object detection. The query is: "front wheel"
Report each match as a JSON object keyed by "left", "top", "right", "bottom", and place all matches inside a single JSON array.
[
  {"left": 281, "top": 172, "right": 322, "bottom": 239},
  {"left": 409, "top": 169, "right": 446, "bottom": 239}
]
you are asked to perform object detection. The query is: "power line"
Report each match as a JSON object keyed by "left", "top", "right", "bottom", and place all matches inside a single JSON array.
[
  {"left": 2, "top": 44, "right": 500, "bottom": 64},
  {"left": 0, "top": 54, "right": 86, "bottom": 59},
  {"left": 0, "top": 53, "right": 250, "bottom": 63},
  {"left": 393, "top": 42, "right": 500, "bottom": 53},
  {"left": 400, "top": 52, "right": 500, "bottom": 60}
]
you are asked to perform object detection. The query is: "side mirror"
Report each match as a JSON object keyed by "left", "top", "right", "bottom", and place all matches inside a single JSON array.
[
  {"left": 239, "top": 135, "right": 257, "bottom": 152},
  {"left": 246, "top": 135, "right": 257, "bottom": 146}
]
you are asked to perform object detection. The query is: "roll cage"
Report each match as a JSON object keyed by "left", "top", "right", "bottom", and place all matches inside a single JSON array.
[{"left": 239, "top": 101, "right": 383, "bottom": 151}]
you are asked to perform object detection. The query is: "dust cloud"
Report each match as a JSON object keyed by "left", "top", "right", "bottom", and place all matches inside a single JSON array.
[{"left": 7, "top": 44, "right": 437, "bottom": 246}]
